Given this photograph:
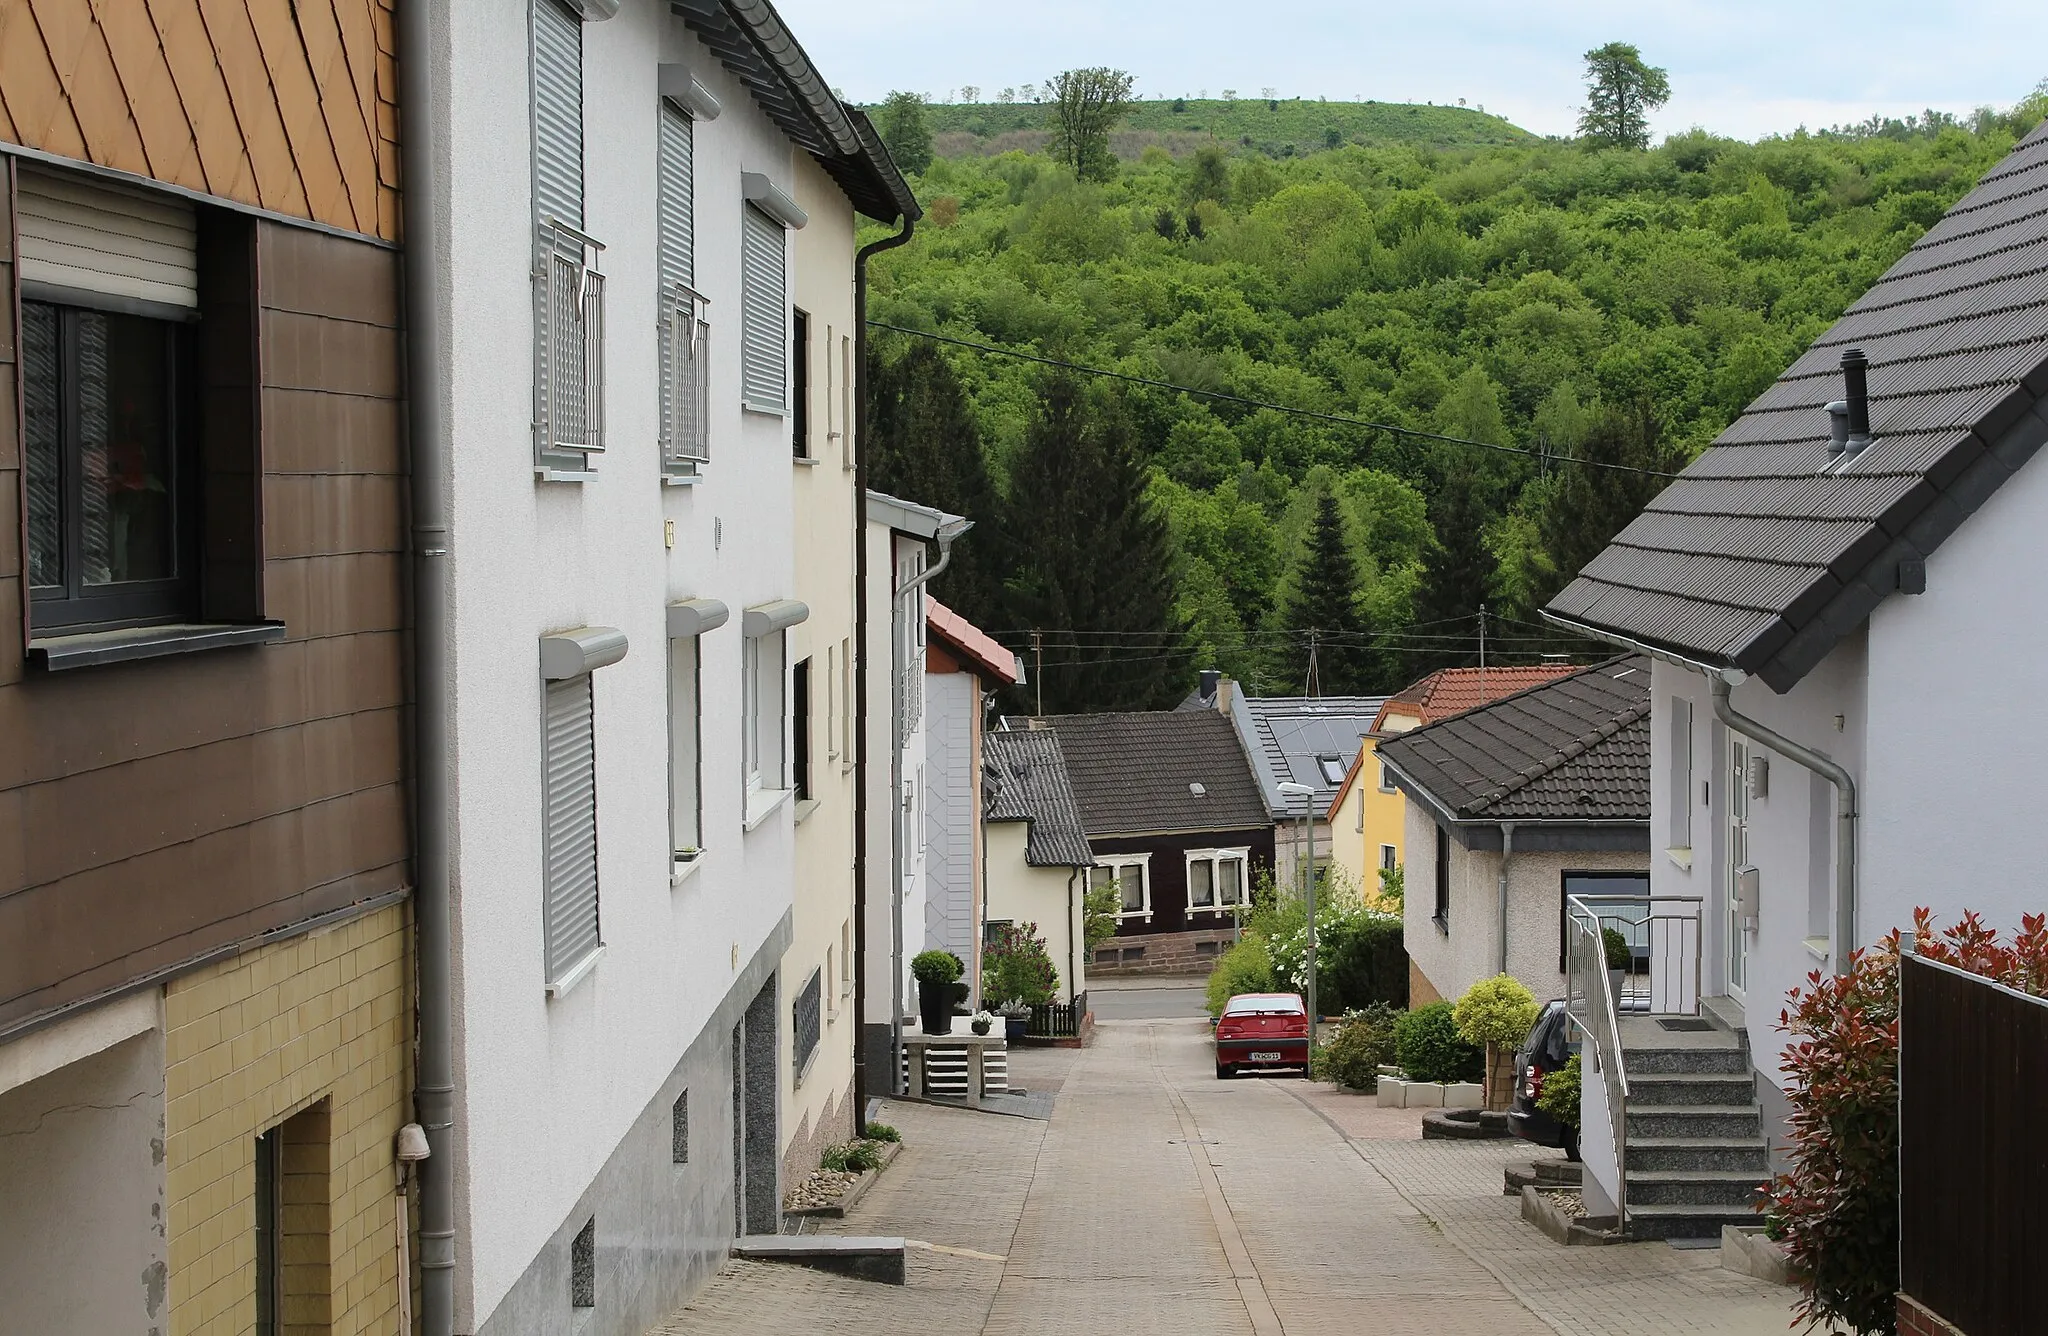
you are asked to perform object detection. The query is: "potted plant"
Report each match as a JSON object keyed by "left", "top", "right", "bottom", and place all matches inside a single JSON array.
[
  {"left": 996, "top": 999, "right": 1031, "bottom": 1040},
  {"left": 1602, "top": 927, "right": 1632, "bottom": 1001},
  {"left": 1452, "top": 974, "right": 1540, "bottom": 1112},
  {"left": 969, "top": 1009, "right": 995, "bottom": 1037},
  {"left": 911, "top": 949, "right": 963, "bottom": 1035}
]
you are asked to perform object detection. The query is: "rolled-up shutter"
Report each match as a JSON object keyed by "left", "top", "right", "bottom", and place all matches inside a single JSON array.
[
  {"left": 532, "top": 0, "right": 584, "bottom": 229},
  {"left": 657, "top": 103, "right": 693, "bottom": 290},
  {"left": 739, "top": 203, "right": 786, "bottom": 412},
  {"left": 17, "top": 169, "right": 197, "bottom": 310},
  {"left": 658, "top": 102, "right": 707, "bottom": 466},
  {"left": 544, "top": 674, "right": 601, "bottom": 985}
]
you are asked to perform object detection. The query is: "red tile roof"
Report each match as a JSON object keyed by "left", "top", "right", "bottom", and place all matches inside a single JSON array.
[
  {"left": 1372, "top": 665, "right": 1582, "bottom": 732},
  {"left": 926, "top": 596, "right": 1018, "bottom": 685}
]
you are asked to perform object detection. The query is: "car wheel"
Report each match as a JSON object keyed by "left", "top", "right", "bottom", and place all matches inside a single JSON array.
[
  {"left": 1215, "top": 1063, "right": 1232, "bottom": 1080},
  {"left": 1562, "top": 1127, "right": 1581, "bottom": 1163}
]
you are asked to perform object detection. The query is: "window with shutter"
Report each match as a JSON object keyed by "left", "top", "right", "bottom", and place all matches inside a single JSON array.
[
  {"left": 532, "top": 0, "right": 603, "bottom": 474},
  {"left": 739, "top": 204, "right": 787, "bottom": 413},
  {"left": 532, "top": 0, "right": 583, "bottom": 230},
  {"left": 659, "top": 101, "right": 709, "bottom": 474},
  {"left": 544, "top": 674, "right": 602, "bottom": 990}
]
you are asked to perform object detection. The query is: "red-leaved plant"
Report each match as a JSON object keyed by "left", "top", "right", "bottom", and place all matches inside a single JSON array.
[{"left": 1767, "top": 909, "right": 2048, "bottom": 1335}]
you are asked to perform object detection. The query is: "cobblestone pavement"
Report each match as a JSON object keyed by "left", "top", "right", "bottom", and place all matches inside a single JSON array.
[{"left": 656, "top": 1020, "right": 1803, "bottom": 1336}]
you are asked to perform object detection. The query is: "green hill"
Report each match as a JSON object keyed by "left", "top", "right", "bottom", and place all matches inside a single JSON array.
[{"left": 876, "top": 97, "right": 1538, "bottom": 160}]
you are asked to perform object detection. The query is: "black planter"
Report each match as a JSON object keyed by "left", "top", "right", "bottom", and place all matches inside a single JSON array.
[
  {"left": 918, "top": 980, "right": 954, "bottom": 1035},
  {"left": 1005, "top": 1015, "right": 1028, "bottom": 1041}
]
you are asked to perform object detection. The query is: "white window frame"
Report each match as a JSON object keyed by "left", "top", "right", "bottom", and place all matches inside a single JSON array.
[
  {"left": 539, "top": 626, "right": 626, "bottom": 998},
  {"left": 743, "top": 632, "right": 786, "bottom": 800},
  {"left": 1380, "top": 844, "right": 1398, "bottom": 872},
  {"left": 1093, "top": 855, "right": 1153, "bottom": 921},
  {"left": 1184, "top": 848, "right": 1251, "bottom": 914},
  {"left": 1316, "top": 755, "right": 1346, "bottom": 786},
  {"left": 531, "top": 0, "right": 604, "bottom": 478},
  {"left": 839, "top": 635, "right": 854, "bottom": 770},
  {"left": 656, "top": 97, "right": 708, "bottom": 479},
  {"left": 1378, "top": 760, "right": 1398, "bottom": 793}
]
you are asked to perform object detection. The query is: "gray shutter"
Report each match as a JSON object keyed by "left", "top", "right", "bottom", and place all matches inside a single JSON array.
[
  {"left": 739, "top": 204, "right": 786, "bottom": 412},
  {"left": 544, "top": 675, "right": 601, "bottom": 984},
  {"left": 658, "top": 103, "right": 707, "bottom": 467},
  {"left": 533, "top": 0, "right": 583, "bottom": 230},
  {"left": 1668, "top": 696, "right": 1693, "bottom": 849},
  {"left": 657, "top": 103, "right": 694, "bottom": 290},
  {"left": 17, "top": 169, "right": 198, "bottom": 309}
]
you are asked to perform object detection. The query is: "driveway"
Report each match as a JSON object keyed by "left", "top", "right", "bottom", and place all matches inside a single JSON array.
[
  {"left": 657, "top": 1019, "right": 1801, "bottom": 1336},
  {"left": 1087, "top": 973, "right": 1210, "bottom": 1020}
]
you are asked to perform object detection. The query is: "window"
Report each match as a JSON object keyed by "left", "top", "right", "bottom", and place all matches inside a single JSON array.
[
  {"left": 669, "top": 636, "right": 701, "bottom": 859},
  {"left": 254, "top": 1126, "right": 281, "bottom": 1336},
  {"left": 741, "top": 600, "right": 805, "bottom": 810},
  {"left": 793, "top": 656, "right": 813, "bottom": 802},
  {"left": 1091, "top": 856, "right": 1151, "bottom": 920},
  {"left": 1559, "top": 871, "right": 1650, "bottom": 972},
  {"left": 544, "top": 673, "right": 602, "bottom": 988},
  {"left": 1185, "top": 849, "right": 1249, "bottom": 912},
  {"left": 671, "top": 1091, "right": 689, "bottom": 1164},
  {"left": 839, "top": 334, "right": 853, "bottom": 469},
  {"left": 23, "top": 302, "right": 195, "bottom": 630},
  {"left": 1378, "top": 761, "right": 1397, "bottom": 793},
  {"left": 840, "top": 919, "right": 854, "bottom": 997},
  {"left": 840, "top": 637, "right": 854, "bottom": 768},
  {"left": 791, "top": 308, "right": 811, "bottom": 457},
  {"left": 1317, "top": 755, "right": 1346, "bottom": 786},
  {"left": 254, "top": 1104, "right": 328, "bottom": 1336},
  {"left": 1433, "top": 823, "right": 1451, "bottom": 930},
  {"left": 739, "top": 203, "right": 787, "bottom": 413},
  {"left": 793, "top": 967, "right": 822, "bottom": 1079},
  {"left": 1668, "top": 696, "right": 1693, "bottom": 850},
  {"left": 1380, "top": 844, "right": 1398, "bottom": 872},
  {"left": 570, "top": 1216, "right": 594, "bottom": 1308},
  {"left": 657, "top": 98, "right": 708, "bottom": 477},
  {"left": 533, "top": 0, "right": 604, "bottom": 473}
]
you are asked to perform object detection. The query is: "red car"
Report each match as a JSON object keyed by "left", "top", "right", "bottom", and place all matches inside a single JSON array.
[{"left": 1213, "top": 992, "right": 1310, "bottom": 1078}]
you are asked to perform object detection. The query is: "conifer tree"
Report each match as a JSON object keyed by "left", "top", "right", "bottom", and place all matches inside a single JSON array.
[
  {"left": 1534, "top": 402, "right": 1676, "bottom": 607},
  {"left": 1407, "top": 443, "right": 1496, "bottom": 676},
  {"left": 1272, "top": 491, "right": 1377, "bottom": 695},
  {"left": 1002, "top": 373, "right": 1183, "bottom": 713}
]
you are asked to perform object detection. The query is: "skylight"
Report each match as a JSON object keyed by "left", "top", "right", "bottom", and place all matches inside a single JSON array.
[{"left": 1317, "top": 755, "right": 1346, "bottom": 785}]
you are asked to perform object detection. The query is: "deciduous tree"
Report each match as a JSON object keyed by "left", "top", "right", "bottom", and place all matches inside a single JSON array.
[
  {"left": 1047, "top": 68, "right": 1135, "bottom": 182},
  {"left": 877, "top": 90, "right": 933, "bottom": 174},
  {"left": 1578, "top": 43, "right": 1670, "bottom": 150}
]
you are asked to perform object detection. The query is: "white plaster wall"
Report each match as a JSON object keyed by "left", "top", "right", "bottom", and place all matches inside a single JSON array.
[
  {"left": 984, "top": 823, "right": 1087, "bottom": 1003},
  {"left": 923, "top": 671, "right": 978, "bottom": 969},
  {"left": 859, "top": 525, "right": 931, "bottom": 1032},
  {"left": 0, "top": 1030, "right": 166, "bottom": 1334},
  {"left": 1579, "top": 1049, "right": 1620, "bottom": 1218},
  {"left": 439, "top": 8, "right": 800, "bottom": 1324}
]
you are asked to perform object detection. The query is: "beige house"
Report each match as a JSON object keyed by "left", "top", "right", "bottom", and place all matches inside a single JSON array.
[{"left": 983, "top": 730, "right": 1096, "bottom": 1005}]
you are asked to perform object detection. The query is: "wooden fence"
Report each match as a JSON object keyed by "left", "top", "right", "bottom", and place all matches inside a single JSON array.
[
  {"left": 1899, "top": 953, "right": 2048, "bottom": 1335},
  {"left": 1027, "top": 991, "right": 1088, "bottom": 1038}
]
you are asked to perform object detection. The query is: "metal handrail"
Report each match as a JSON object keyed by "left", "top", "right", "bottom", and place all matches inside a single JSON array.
[
  {"left": 1565, "top": 902, "right": 1631, "bottom": 1231},
  {"left": 1570, "top": 893, "right": 1705, "bottom": 1017}
]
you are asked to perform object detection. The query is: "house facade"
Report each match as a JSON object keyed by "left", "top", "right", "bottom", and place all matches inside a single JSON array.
[
  {"left": 1545, "top": 122, "right": 2048, "bottom": 1233},
  {"left": 1227, "top": 693, "right": 1387, "bottom": 893},
  {"left": 1377, "top": 660, "right": 1652, "bottom": 1007},
  {"left": 983, "top": 729, "right": 1097, "bottom": 1004},
  {"left": 0, "top": 8, "right": 412, "bottom": 1333},
  {"left": 1325, "top": 740, "right": 1406, "bottom": 903},
  {"left": 406, "top": 2, "right": 913, "bottom": 1332},
  {"left": 1038, "top": 710, "right": 1274, "bottom": 974}
]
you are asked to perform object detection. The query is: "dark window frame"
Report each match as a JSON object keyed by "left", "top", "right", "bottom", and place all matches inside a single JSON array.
[
  {"left": 23, "top": 299, "right": 199, "bottom": 632},
  {"left": 1433, "top": 823, "right": 1451, "bottom": 932},
  {"left": 791, "top": 306, "right": 810, "bottom": 458},
  {"left": 792, "top": 655, "right": 812, "bottom": 801},
  {"left": 1558, "top": 869, "right": 1652, "bottom": 972}
]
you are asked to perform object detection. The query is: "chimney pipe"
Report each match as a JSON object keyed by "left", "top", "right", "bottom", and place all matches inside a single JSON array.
[
  {"left": 1826, "top": 401, "right": 1850, "bottom": 453},
  {"left": 1200, "top": 667, "right": 1221, "bottom": 702},
  {"left": 1841, "top": 348, "right": 1872, "bottom": 453}
]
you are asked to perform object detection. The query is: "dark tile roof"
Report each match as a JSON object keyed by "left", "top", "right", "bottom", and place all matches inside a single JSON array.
[
  {"left": 1547, "top": 121, "right": 2048, "bottom": 690},
  {"left": 1030, "top": 710, "right": 1271, "bottom": 837},
  {"left": 983, "top": 730, "right": 1094, "bottom": 867},
  {"left": 1229, "top": 696, "right": 1388, "bottom": 817},
  {"left": 1376, "top": 657, "right": 1650, "bottom": 822}
]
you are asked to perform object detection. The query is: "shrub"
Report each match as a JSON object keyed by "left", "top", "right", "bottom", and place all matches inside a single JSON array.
[
  {"left": 820, "top": 1140, "right": 883, "bottom": 1173},
  {"left": 1205, "top": 935, "right": 1274, "bottom": 1018},
  {"left": 1452, "top": 974, "right": 1540, "bottom": 1049},
  {"left": 1602, "top": 926, "right": 1631, "bottom": 971},
  {"left": 1313, "top": 1003, "right": 1400, "bottom": 1089},
  {"left": 1319, "top": 913, "right": 1409, "bottom": 1013},
  {"left": 1082, "top": 882, "right": 1121, "bottom": 953},
  {"left": 1394, "top": 1001, "right": 1483, "bottom": 1083},
  {"left": 862, "top": 1121, "right": 900, "bottom": 1143},
  {"left": 1535, "top": 1053, "right": 1581, "bottom": 1131},
  {"left": 982, "top": 923, "right": 1058, "bottom": 1006},
  {"left": 1375, "top": 862, "right": 1405, "bottom": 911},
  {"left": 911, "top": 949, "right": 962, "bottom": 985}
]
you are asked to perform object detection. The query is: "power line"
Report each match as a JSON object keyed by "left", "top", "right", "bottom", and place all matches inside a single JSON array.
[{"left": 868, "top": 320, "right": 1685, "bottom": 480}]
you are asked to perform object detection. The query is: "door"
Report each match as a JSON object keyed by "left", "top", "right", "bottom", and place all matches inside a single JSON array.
[{"left": 1727, "top": 738, "right": 1749, "bottom": 997}]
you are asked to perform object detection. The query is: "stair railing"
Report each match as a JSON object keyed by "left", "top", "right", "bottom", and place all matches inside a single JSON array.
[{"left": 1566, "top": 895, "right": 1632, "bottom": 1234}]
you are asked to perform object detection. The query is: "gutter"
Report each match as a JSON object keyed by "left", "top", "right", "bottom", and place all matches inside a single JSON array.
[
  {"left": 851, "top": 217, "right": 915, "bottom": 1113},
  {"left": 397, "top": 0, "right": 455, "bottom": 1330},
  {"left": 1497, "top": 822, "right": 1515, "bottom": 976}
]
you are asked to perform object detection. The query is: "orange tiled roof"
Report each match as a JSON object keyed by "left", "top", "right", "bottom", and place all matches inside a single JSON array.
[
  {"left": 926, "top": 596, "right": 1018, "bottom": 685},
  {"left": 1372, "top": 665, "right": 1582, "bottom": 732}
]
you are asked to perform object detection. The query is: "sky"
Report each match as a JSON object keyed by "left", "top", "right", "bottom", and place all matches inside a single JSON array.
[{"left": 769, "top": 0, "right": 2047, "bottom": 142}]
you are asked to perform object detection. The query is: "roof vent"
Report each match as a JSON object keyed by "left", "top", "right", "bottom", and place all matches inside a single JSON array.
[
  {"left": 1826, "top": 400, "right": 1850, "bottom": 453},
  {"left": 1189, "top": 781, "right": 1207, "bottom": 797},
  {"left": 1840, "top": 348, "right": 1874, "bottom": 455}
]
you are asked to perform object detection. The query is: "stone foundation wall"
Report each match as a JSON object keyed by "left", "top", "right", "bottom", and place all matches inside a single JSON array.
[
  {"left": 1089, "top": 927, "right": 1239, "bottom": 976},
  {"left": 780, "top": 1076, "right": 855, "bottom": 1189}
]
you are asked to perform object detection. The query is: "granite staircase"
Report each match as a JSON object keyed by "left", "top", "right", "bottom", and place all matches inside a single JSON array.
[{"left": 1617, "top": 999, "right": 1770, "bottom": 1241}]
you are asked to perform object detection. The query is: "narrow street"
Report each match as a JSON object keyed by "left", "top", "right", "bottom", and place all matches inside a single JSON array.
[{"left": 659, "top": 1019, "right": 1801, "bottom": 1336}]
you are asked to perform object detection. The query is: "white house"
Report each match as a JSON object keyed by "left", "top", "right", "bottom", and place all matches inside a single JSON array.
[
  {"left": 983, "top": 728, "right": 1097, "bottom": 1005},
  {"left": 1545, "top": 121, "right": 2048, "bottom": 1230},
  {"left": 404, "top": 1, "right": 914, "bottom": 1331}
]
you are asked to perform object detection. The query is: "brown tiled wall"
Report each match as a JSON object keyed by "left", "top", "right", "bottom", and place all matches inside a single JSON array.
[
  {"left": 0, "top": 162, "right": 18, "bottom": 683},
  {"left": 164, "top": 902, "right": 408, "bottom": 1335},
  {"left": 0, "top": 0, "right": 402, "bottom": 239},
  {"left": 0, "top": 213, "right": 408, "bottom": 1035},
  {"left": 1898, "top": 1294, "right": 1968, "bottom": 1336},
  {"left": 1090, "top": 927, "right": 1240, "bottom": 976}
]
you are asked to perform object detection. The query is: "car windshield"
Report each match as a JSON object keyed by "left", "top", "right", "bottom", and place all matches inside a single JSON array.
[{"left": 1225, "top": 997, "right": 1303, "bottom": 1016}]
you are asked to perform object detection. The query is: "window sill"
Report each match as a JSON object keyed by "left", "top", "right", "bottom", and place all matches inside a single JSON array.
[
  {"left": 546, "top": 946, "right": 605, "bottom": 999},
  {"left": 662, "top": 471, "right": 703, "bottom": 487},
  {"left": 671, "top": 854, "right": 706, "bottom": 889},
  {"left": 30, "top": 620, "right": 287, "bottom": 671},
  {"left": 793, "top": 454, "right": 822, "bottom": 467},
  {"left": 1802, "top": 936, "right": 1832, "bottom": 963},
  {"left": 793, "top": 797, "right": 820, "bottom": 825},
  {"left": 744, "top": 787, "right": 793, "bottom": 831},
  {"left": 1666, "top": 846, "right": 1694, "bottom": 871},
  {"left": 535, "top": 466, "right": 599, "bottom": 484},
  {"left": 741, "top": 401, "right": 790, "bottom": 418}
]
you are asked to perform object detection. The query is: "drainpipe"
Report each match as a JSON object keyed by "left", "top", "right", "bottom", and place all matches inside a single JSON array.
[
  {"left": 851, "top": 218, "right": 914, "bottom": 1115},
  {"left": 1065, "top": 867, "right": 1079, "bottom": 1004},
  {"left": 1710, "top": 675, "right": 1857, "bottom": 977},
  {"left": 1496, "top": 822, "right": 1515, "bottom": 977},
  {"left": 397, "top": 1, "right": 454, "bottom": 1331}
]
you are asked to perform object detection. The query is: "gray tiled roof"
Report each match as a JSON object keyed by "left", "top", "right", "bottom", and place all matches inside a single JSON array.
[
  {"left": 983, "top": 730, "right": 1094, "bottom": 868},
  {"left": 1033, "top": 711, "right": 1270, "bottom": 837},
  {"left": 1376, "top": 657, "right": 1650, "bottom": 822},
  {"left": 1229, "top": 696, "right": 1389, "bottom": 818},
  {"left": 1547, "top": 121, "right": 2048, "bottom": 691}
]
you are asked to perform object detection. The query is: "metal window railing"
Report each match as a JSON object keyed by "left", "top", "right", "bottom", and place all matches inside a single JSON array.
[
  {"left": 793, "top": 967, "right": 823, "bottom": 1077},
  {"left": 659, "top": 281, "right": 710, "bottom": 471},
  {"left": 535, "top": 218, "right": 606, "bottom": 464}
]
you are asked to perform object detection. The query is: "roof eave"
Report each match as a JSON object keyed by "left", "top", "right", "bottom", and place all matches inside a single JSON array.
[{"left": 1540, "top": 611, "right": 1744, "bottom": 684}]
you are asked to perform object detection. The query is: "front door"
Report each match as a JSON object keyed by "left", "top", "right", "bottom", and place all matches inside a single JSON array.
[{"left": 1727, "top": 738, "right": 1749, "bottom": 997}]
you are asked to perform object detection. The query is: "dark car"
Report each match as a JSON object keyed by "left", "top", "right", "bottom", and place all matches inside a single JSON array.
[
  {"left": 1509, "top": 999, "right": 1581, "bottom": 1159},
  {"left": 1214, "top": 992, "right": 1310, "bottom": 1078}
]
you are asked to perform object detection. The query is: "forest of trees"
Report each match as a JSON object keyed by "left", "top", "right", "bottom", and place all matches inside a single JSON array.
[{"left": 864, "top": 78, "right": 2048, "bottom": 712}]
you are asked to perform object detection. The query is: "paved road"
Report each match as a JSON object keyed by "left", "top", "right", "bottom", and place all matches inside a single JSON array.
[
  {"left": 1088, "top": 980, "right": 1210, "bottom": 1020},
  {"left": 659, "top": 1020, "right": 1801, "bottom": 1336}
]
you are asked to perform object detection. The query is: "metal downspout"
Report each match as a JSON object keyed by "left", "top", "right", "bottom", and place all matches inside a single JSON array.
[
  {"left": 1497, "top": 822, "right": 1515, "bottom": 977},
  {"left": 397, "top": 0, "right": 454, "bottom": 1330},
  {"left": 1709, "top": 675, "right": 1857, "bottom": 977},
  {"left": 852, "top": 218, "right": 915, "bottom": 1113}
]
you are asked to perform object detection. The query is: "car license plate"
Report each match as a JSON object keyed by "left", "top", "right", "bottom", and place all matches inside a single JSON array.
[{"left": 1250, "top": 1050, "right": 1281, "bottom": 1061}]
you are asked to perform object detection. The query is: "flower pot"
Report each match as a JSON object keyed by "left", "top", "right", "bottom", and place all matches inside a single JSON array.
[
  {"left": 970, "top": 1019, "right": 992, "bottom": 1036},
  {"left": 918, "top": 981, "right": 954, "bottom": 1035},
  {"left": 1005, "top": 1015, "right": 1027, "bottom": 1041},
  {"left": 1608, "top": 969, "right": 1627, "bottom": 1004}
]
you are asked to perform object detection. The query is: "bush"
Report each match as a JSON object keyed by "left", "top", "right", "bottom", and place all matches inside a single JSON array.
[
  {"left": 820, "top": 1140, "right": 883, "bottom": 1173},
  {"left": 1602, "top": 926, "right": 1631, "bottom": 971},
  {"left": 911, "top": 949, "right": 962, "bottom": 985},
  {"left": 862, "top": 1121, "right": 900, "bottom": 1143},
  {"left": 1313, "top": 1003, "right": 1400, "bottom": 1089},
  {"left": 1535, "top": 1053, "right": 1581, "bottom": 1131},
  {"left": 1205, "top": 935, "right": 1274, "bottom": 1018},
  {"left": 1375, "top": 862, "right": 1405, "bottom": 911},
  {"left": 1082, "top": 882, "right": 1121, "bottom": 953},
  {"left": 982, "top": 923, "right": 1059, "bottom": 1006},
  {"left": 1452, "top": 974, "right": 1540, "bottom": 1049},
  {"left": 1319, "top": 913, "right": 1409, "bottom": 1013},
  {"left": 1394, "top": 1001, "right": 1483, "bottom": 1083}
]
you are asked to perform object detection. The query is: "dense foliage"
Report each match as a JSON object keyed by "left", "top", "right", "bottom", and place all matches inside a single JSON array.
[
  {"left": 1393, "top": 1001, "right": 1485, "bottom": 1084},
  {"left": 910, "top": 949, "right": 962, "bottom": 985},
  {"left": 1452, "top": 973, "right": 1540, "bottom": 1049},
  {"left": 1767, "top": 910, "right": 2048, "bottom": 1336},
  {"left": 1204, "top": 934, "right": 1273, "bottom": 1019},
  {"left": 864, "top": 89, "right": 2047, "bottom": 704},
  {"left": 1313, "top": 1003, "right": 1401, "bottom": 1089},
  {"left": 981, "top": 923, "right": 1060, "bottom": 1006},
  {"left": 1535, "top": 1053, "right": 1582, "bottom": 1131}
]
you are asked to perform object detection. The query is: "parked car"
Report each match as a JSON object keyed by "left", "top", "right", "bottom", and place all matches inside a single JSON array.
[
  {"left": 1214, "top": 993, "right": 1310, "bottom": 1079},
  {"left": 1509, "top": 999, "right": 1581, "bottom": 1160}
]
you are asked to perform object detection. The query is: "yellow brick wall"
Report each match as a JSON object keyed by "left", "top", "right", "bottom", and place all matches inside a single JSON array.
[{"left": 163, "top": 902, "right": 411, "bottom": 1336}]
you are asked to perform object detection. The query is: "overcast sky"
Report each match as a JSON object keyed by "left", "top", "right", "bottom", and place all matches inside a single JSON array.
[{"left": 771, "top": 0, "right": 2046, "bottom": 142}]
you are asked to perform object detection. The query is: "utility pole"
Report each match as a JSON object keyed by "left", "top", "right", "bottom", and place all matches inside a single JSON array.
[
  {"left": 1478, "top": 602, "right": 1487, "bottom": 701},
  {"left": 1031, "top": 630, "right": 1043, "bottom": 716},
  {"left": 1305, "top": 628, "right": 1320, "bottom": 698}
]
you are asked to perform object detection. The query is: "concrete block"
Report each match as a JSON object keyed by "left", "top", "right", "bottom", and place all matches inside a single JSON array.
[
  {"left": 1376, "top": 1075, "right": 1402, "bottom": 1107},
  {"left": 1404, "top": 1081, "right": 1443, "bottom": 1108},
  {"left": 1721, "top": 1225, "right": 1794, "bottom": 1286},
  {"left": 1443, "top": 1082, "right": 1483, "bottom": 1108},
  {"left": 734, "top": 1235, "right": 906, "bottom": 1285}
]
